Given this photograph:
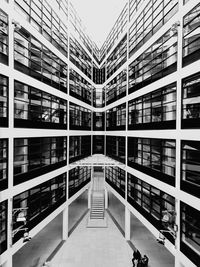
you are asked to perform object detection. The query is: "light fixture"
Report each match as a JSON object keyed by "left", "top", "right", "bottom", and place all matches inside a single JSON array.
[{"left": 11, "top": 19, "right": 21, "bottom": 31}]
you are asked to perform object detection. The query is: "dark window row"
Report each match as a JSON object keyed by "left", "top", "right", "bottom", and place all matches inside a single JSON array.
[
  {"left": 106, "top": 35, "right": 127, "bottom": 79},
  {"left": 93, "top": 65, "right": 106, "bottom": 84},
  {"left": 0, "top": 139, "right": 8, "bottom": 191},
  {"left": 106, "top": 103, "right": 126, "bottom": 130},
  {"left": 14, "top": 27, "right": 68, "bottom": 92},
  {"left": 106, "top": 136, "right": 125, "bottom": 164},
  {"left": 128, "top": 137, "right": 176, "bottom": 186},
  {"left": 93, "top": 112, "right": 105, "bottom": 131},
  {"left": 128, "top": 172, "right": 175, "bottom": 243},
  {"left": 0, "top": 9, "right": 8, "bottom": 65},
  {"left": 14, "top": 80, "right": 67, "bottom": 129},
  {"left": 14, "top": 0, "right": 68, "bottom": 57},
  {"left": 12, "top": 173, "right": 66, "bottom": 243},
  {"left": 129, "top": 0, "right": 178, "bottom": 57},
  {"left": 128, "top": 82, "right": 176, "bottom": 130},
  {"left": 183, "top": 3, "right": 200, "bottom": 66},
  {"left": 181, "top": 140, "right": 200, "bottom": 198},
  {"left": 93, "top": 89, "right": 105, "bottom": 108},
  {"left": 0, "top": 200, "right": 7, "bottom": 254},
  {"left": 69, "top": 135, "right": 91, "bottom": 163},
  {"left": 181, "top": 202, "right": 200, "bottom": 266},
  {"left": 0, "top": 74, "right": 8, "bottom": 127},
  {"left": 129, "top": 28, "right": 177, "bottom": 94},
  {"left": 69, "top": 102, "right": 91, "bottom": 130},
  {"left": 93, "top": 135, "right": 104, "bottom": 154},
  {"left": 182, "top": 72, "right": 200, "bottom": 128},
  {"left": 69, "top": 166, "right": 91, "bottom": 197},
  {"left": 69, "top": 37, "right": 92, "bottom": 79},
  {"left": 105, "top": 166, "right": 125, "bottom": 197},
  {"left": 106, "top": 69, "right": 127, "bottom": 105},
  {"left": 69, "top": 69, "right": 92, "bottom": 105},
  {"left": 14, "top": 137, "right": 67, "bottom": 185}
]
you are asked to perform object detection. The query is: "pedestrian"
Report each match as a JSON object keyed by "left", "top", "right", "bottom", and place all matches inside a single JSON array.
[
  {"left": 132, "top": 249, "right": 141, "bottom": 266},
  {"left": 140, "top": 255, "right": 149, "bottom": 267}
]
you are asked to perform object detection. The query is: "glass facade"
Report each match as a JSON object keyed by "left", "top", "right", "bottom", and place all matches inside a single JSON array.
[
  {"left": 128, "top": 83, "right": 176, "bottom": 130},
  {"left": 183, "top": 3, "right": 200, "bottom": 66},
  {"left": 129, "top": 0, "right": 178, "bottom": 57},
  {"left": 14, "top": 0, "right": 68, "bottom": 56},
  {"left": 128, "top": 172, "right": 175, "bottom": 242},
  {"left": 128, "top": 137, "right": 176, "bottom": 185},
  {"left": 0, "top": 139, "right": 8, "bottom": 191},
  {"left": 106, "top": 166, "right": 125, "bottom": 197},
  {"left": 0, "top": 9, "right": 8, "bottom": 65},
  {"left": 13, "top": 173, "right": 66, "bottom": 243},
  {"left": 106, "top": 70, "right": 127, "bottom": 105},
  {"left": 106, "top": 136, "right": 125, "bottom": 164},
  {"left": 182, "top": 72, "right": 200, "bottom": 128},
  {"left": 69, "top": 166, "right": 91, "bottom": 197},
  {"left": 181, "top": 202, "right": 200, "bottom": 266},
  {"left": 181, "top": 140, "right": 200, "bottom": 198},
  {"left": 69, "top": 136, "right": 91, "bottom": 163},
  {"left": 69, "top": 69, "right": 92, "bottom": 104},
  {"left": 14, "top": 27, "right": 68, "bottom": 92},
  {"left": 0, "top": 74, "right": 8, "bottom": 127},
  {"left": 0, "top": 200, "right": 7, "bottom": 254},
  {"left": 14, "top": 137, "right": 67, "bottom": 185},
  {"left": 129, "top": 28, "right": 177, "bottom": 94},
  {"left": 93, "top": 135, "right": 104, "bottom": 154},
  {"left": 106, "top": 103, "right": 126, "bottom": 130},
  {"left": 14, "top": 81, "right": 67, "bottom": 129},
  {"left": 69, "top": 102, "right": 91, "bottom": 130}
]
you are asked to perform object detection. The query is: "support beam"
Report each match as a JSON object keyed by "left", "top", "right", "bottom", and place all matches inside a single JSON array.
[
  {"left": 125, "top": 206, "right": 131, "bottom": 241},
  {"left": 62, "top": 206, "right": 68, "bottom": 241}
]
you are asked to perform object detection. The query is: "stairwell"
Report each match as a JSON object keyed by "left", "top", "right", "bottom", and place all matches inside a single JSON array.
[{"left": 87, "top": 170, "right": 107, "bottom": 227}]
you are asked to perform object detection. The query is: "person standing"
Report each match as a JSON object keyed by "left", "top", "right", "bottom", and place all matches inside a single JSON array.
[{"left": 132, "top": 249, "right": 141, "bottom": 267}]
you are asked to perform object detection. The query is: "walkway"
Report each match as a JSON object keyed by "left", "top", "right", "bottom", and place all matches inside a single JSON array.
[{"left": 50, "top": 211, "right": 133, "bottom": 267}]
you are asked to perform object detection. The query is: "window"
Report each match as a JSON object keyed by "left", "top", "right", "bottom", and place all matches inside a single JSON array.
[
  {"left": 0, "top": 9, "right": 8, "bottom": 65},
  {"left": 14, "top": 81, "right": 67, "bottom": 129},
  {"left": 93, "top": 112, "right": 105, "bottom": 131},
  {"left": 128, "top": 172, "right": 175, "bottom": 242},
  {"left": 69, "top": 166, "right": 91, "bottom": 197},
  {"left": 69, "top": 69, "right": 92, "bottom": 104},
  {"left": 93, "top": 135, "right": 104, "bottom": 154},
  {"left": 93, "top": 89, "right": 105, "bottom": 108},
  {"left": 69, "top": 136, "right": 91, "bottom": 163},
  {"left": 12, "top": 174, "right": 66, "bottom": 243},
  {"left": 0, "top": 74, "right": 8, "bottom": 127},
  {"left": 106, "top": 103, "right": 126, "bottom": 130},
  {"left": 128, "top": 82, "right": 176, "bottom": 130},
  {"left": 0, "top": 200, "right": 7, "bottom": 254},
  {"left": 181, "top": 202, "right": 200, "bottom": 266},
  {"left": 69, "top": 37, "right": 92, "bottom": 79},
  {"left": 183, "top": 3, "right": 200, "bottom": 66},
  {"left": 14, "top": 0, "right": 68, "bottom": 57},
  {"left": 129, "top": 29, "right": 178, "bottom": 94},
  {"left": 14, "top": 28, "right": 68, "bottom": 93},
  {"left": 106, "top": 166, "right": 125, "bottom": 197},
  {"left": 181, "top": 141, "right": 200, "bottom": 198},
  {"left": 128, "top": 137, "right": 176, "bottom": 185},
  {"left": 106, "top": 70, "right": 127, "bottom": 105},
  {"left": 14, "top": 137, "right": 67, "bottom": 184},
  {"left": 182, "top": 72, "right": 200, "bottom": 128},
  {"left": 69, "top": 102, "right": 91, "bottom": 130},
  {"left": 0, "top": 139, "right": 8, "bottom": 191},
  {"left": 106, "top": 136, "right": 126, "bottom": 164}
]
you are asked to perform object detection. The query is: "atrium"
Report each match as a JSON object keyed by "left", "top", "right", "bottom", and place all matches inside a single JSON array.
[{"left": 0, "top": 1, "right": 200, "bottom": 267}]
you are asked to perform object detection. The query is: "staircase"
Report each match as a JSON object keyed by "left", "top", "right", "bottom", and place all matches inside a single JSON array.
[
  {"left": 87, "top": 170, "right": 107, "bottom": 227},
  {"left": 90, "top": 192, "right": 104, "bottom": 219}
]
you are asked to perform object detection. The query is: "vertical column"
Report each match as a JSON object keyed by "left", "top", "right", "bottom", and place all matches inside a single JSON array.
[
  {"left": 105, "top": 188, "right": 108, "bottom": 209},
  {"left": 62, "top": 205, "right": 68, "bottom": 241},
  {"left": 125, "top": 206, "right": 131, "bottom": 241}
]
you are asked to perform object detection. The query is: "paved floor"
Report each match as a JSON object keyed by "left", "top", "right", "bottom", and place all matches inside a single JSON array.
[{"left": 50, "top": 212, "right": 133, "bottom": 267}]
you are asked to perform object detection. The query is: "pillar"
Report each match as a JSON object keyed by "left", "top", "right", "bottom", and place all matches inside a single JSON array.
[
  {"left": 62, "top": 206, "right": 68, "bottom": 241},
  {"left": 125, "top": 206, "right": 131, "bottom": 241},
  {"left": 105, "top": 188, "right": 108, "bottom": 209}
]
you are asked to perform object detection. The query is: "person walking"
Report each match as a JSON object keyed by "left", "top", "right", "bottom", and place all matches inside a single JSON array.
[{"left": 132, "top": 249, "right": 141, "bottom": 267}]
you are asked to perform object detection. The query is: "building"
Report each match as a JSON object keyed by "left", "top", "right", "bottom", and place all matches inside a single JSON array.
[{"left": 0, "top": 0, "right": 200, "bottom": 266}]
